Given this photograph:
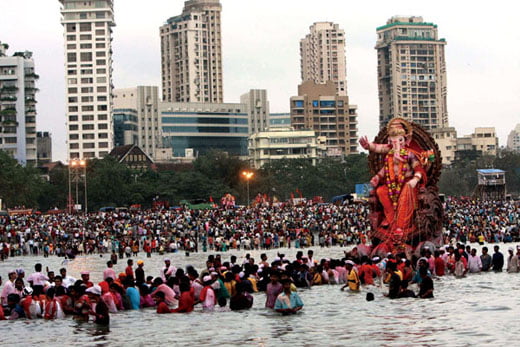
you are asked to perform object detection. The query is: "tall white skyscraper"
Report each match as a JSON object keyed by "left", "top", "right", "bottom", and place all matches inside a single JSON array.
[
  {"left": 160, "top": 0, "right": 223, "bottom": 103},
  {"left": 376, "top": 16, "right": 448, "bottom": 130},
  {"left": 300, "top": 22, "right": 348, "bottom": 96},
  {"left": 59, "top": 0, "right": 115, "bottom": 160},
  {"left": 0, "top": 42, "right": 38, "bottom": 165}
]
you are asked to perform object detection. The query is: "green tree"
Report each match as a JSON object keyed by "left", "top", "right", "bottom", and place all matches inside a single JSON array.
[{"left": 0, "top": 151, "right": 45, "bottom": 208}]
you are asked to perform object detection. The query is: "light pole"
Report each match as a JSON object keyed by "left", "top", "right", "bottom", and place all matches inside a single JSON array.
[
  {"left": 68, "top": 161, "right": 73, "bottom": 213},
  {"left": 242, "top": 170, "right": 254, "bottom": 206},
  {"left": 69, "top": 159, "right": 87, "bottom": 213},
  {"left": 79, "top": 159, "right": 87, "bottom": 214},
  {"left": 70, "top": 160, "right": 78, "bottom": 212}
]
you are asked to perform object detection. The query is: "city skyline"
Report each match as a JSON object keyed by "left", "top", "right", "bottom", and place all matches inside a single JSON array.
[{"left": 1, "top": 0, "right": 518, "bottom": 162}]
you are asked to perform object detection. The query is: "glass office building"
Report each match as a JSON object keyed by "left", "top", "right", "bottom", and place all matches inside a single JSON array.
[{"left": 160, "top": 102, "right": 248, "bottom": 157}]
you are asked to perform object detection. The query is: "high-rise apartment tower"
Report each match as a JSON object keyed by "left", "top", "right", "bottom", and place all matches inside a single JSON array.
[
  {"left": 59, "top": 0, "right": 115, "bottom": 160},
  {"left": 160, "top": 0, "right": 223, "bottom": 103},
  {"left": 113, "top": 86, "right": 160, "bottom": 159},
  {"left": 300, "top": 22, "right": 347, "bottom": 96},
  {"left": 376, "top": 16, "right": 448, "bottom": 130},
  {"left": 0, "top": 43, "right": 38, "bottom": 165}
]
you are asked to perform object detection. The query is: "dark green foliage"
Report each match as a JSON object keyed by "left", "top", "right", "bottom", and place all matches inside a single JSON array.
[{"left": 5, "top": 148, "right": 518, "bottom": 210}]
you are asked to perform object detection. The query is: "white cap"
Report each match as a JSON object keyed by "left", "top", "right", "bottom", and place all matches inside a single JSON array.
[
  {"left": 345, "top": 260, "right": 355, "bottom": 266},
  {"left": 23, "top": 286, "right": 33, "bottom": 296},
  {"left": 203, "top": 275, "right": 212, "bottom": 282},
  {"left": 86, "top": 285, "right": 102, "bottom": 296}
]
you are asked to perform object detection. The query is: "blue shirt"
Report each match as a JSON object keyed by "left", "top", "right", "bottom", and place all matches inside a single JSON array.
[
  {"left": 274, "top": 292, "right": 304, "bottom": 310},
  {"left": 126, "top": 287, "right": 140, "bottom": 310}
]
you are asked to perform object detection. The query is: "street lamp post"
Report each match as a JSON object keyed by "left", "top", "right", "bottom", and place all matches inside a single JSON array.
[
  {"left": 70, "top": 160, "right": 78, "bottom": 213},
  {"left": 242, "top": 170, "right": 254, "bottom": 206},
  {"left": 68, "top": 162, "right": 73, "bottom": 213},
  {"left": 79, "top": 160, "right": 87, "bottom": 214},
  {"left": 69, "top": 159, "right": 87, "bottom": 213}
]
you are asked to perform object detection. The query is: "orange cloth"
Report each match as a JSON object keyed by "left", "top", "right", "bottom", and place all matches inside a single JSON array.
[{"left": 376, "top": 182, "right": 417, "bottom": 238}]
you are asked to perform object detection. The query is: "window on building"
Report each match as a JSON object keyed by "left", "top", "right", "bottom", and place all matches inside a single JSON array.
[
  {"left": 80, "top": 52, "right": 92, "bottom": 62},
  {"left": 79, "top": 23, "right": 92, "bottom": 32},
  {"left": 294, "top": 100, "right": 304, "bottom": 108}
]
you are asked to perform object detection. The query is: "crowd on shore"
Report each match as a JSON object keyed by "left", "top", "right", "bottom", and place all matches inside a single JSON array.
[
  {"left": 0, "top": 202, "right": 370, "bottom": 259},
  {"left": 2, "top": 240, "right": 520, "bottom": 323},
  {"left": 0, "top": 198, "right": 518, "bottom": 261}
]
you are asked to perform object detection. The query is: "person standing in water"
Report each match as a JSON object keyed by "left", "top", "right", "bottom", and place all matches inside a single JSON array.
[{"left": 274, "top": 279, "right": 303, "bottom": 315}]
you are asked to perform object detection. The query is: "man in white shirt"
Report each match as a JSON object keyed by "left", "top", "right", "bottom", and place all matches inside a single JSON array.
[
  {"left": 27, "top": 263, "right": 48, "bottom": 295},
  {"left": 161, "top": 258, "right": 176, "bottom": 281},
  {"left": 59, "top": 268, "right": 76, "bottom": 288},
  {"left": 0, "top": 270, "right": 17, "bottom": 305},
  {"left": 467, "top": 248, "right": 482, "bottom": 273},
  {"left": 103, "top": 261, "right": 117, "bottom": 281}
]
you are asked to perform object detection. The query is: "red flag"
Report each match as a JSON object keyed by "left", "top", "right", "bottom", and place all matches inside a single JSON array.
[{"left": 209, "top": 196, "right": 213, "bottom": 202}]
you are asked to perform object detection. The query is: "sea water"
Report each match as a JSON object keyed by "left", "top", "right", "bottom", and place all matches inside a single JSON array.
[{"left": 0, "top": 245, "right": 519, "bottom": 346}]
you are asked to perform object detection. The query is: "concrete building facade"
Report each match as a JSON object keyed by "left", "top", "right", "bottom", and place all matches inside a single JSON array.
[
  {"left": 467, "top": 127, "right": 498, "bottom": 156},
  {"left": 248, "top": 128, "right": 326, "bottom": 168},
  {"left": 376, "top": 16, "right": 448, "bottom": 130},
  {"left": 290, "top": 80, "right": 358, "bottom": 156},
  {"left": 431, "top": 127, "right": 457, "bottom": 166},
  {"left": 0, "top": 43, "right": 38, "bottom": 165},
  {"left": 507, "top": 124, "right": 520, "bottom": 152},
  {"left": 240, "top": 89, "right": 269, "bottom": 134},
  {"left": 36, "top": 131, "right": 52, "bottom": 165},
  {"left": 269, "top": 113, "right": 291, "bottom": 129},
  {"left": 59, "top": 0, "right": 116, "bottom": 160},
  {"left": 455, "top": 127, "right": 499, "bottom": 159},
  {"left": 160, "top": 102, "right": 248, "bottom": 157},
  {"left": 300, "top": 22, "right": 347, "bottom": 96},
  {"left": 160, "top": 0, "right": 223, "bottom": 103},
  {"left": 113, "top": 86, "right": 160, "bottom": 159}
]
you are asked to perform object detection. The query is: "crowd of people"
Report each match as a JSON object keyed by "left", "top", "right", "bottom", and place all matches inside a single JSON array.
[
  {"left": 2, "top": 238, "right": 519, "bottom": 323},
  {"left": 444, "top": 198, "right": 520, "bottom": 244},
  {"left": 0, "top": 198, "right": 518, "bottom": 261},
  {"left": 0, "top": 202, "right": 370, "bottom": 260}
]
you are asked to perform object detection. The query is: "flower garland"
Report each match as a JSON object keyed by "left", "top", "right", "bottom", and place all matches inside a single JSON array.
[{"left": 384, "top": 148, "right": 409, "bottom": 209}]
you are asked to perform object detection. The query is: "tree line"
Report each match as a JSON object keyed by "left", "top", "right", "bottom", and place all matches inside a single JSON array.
[{"left": 0, "top": 149, "right": 519, "bottom": 212}]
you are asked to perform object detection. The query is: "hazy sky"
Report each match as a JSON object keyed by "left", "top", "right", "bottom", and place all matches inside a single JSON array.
[{"left": 1, "top": 0, "right": 519, "bottom": 162}]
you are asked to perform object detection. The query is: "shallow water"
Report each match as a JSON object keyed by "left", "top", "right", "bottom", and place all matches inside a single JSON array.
[{"left": 1, "top": 244, "right": 519, "bottom": 346}]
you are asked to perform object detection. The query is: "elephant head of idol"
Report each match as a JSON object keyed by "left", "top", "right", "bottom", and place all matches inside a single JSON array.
[{"left": 387, "top": 118, "right": 413, "bottom": 162}]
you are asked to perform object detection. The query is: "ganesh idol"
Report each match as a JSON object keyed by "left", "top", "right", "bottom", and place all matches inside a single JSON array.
[{"left": 359, "top": 118, "right": 431, "bottom": 254}]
